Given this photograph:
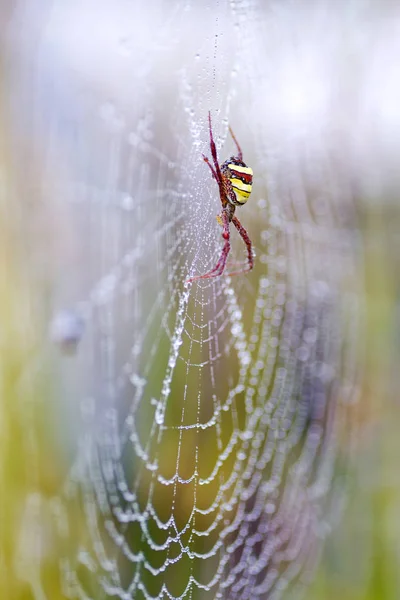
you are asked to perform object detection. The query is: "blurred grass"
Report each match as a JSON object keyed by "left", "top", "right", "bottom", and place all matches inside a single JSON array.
[
  {"left": 0, "top": 43, "right": 69, "bottom": 599},
  {"left": 308, "top": 203, "right": 400, "bottom": 600}
]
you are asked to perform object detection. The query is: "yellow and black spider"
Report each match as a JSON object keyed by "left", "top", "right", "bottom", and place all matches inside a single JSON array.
[{"left": 187, "top": 111, "right": 254, "bottom": 283}]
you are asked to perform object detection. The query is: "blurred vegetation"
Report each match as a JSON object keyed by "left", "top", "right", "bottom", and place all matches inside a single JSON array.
[
  {"left": 309, "top": 204, "right": 400, "bottom": 600},
  {"left": 1, "top": 7, "right": 400, "bottom": 600},
  {"left": 0, "top": 42, "right": 69, "bottom": 599}
]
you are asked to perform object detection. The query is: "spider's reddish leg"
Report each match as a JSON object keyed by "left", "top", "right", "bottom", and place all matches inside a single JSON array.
[
  {"left": 229, "top": 125, "right": 243, "bottom": 161},
  {"left": 186, "top": 209, "right": 231, "bottom": 283},
  {"left": 227, "top": 215, "right": 254, "bottom": 276},
  {"left": 202, "top": 154, "right": 218, "bottom": 183},
  {"left": 207, "top": 112, "right": 223, "bottom": 179}
]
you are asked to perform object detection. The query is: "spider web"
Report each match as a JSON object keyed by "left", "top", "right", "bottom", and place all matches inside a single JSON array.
[{"left": 6, "top": 1, "right": 366, "bottom": 599}]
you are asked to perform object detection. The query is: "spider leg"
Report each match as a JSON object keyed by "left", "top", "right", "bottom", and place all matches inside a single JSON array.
[
  {"left": 226, "top": 215, "right": 254, "bottom": 276},
  {"left": 203, "top": 154, "right": 228, "bottom": 209},
  {"left": 204, "top": 115, "right": 229, "bottom": 208},
  {"left": 202, "top": 154, "right": 218, "bottom": 183},
  {"left": 186, "top": 209, "right": 231, "bottom": 283},
  {"left": 229, "top": 125, "right": 243, "bottom": 161},
  {"left": 207, "top": 111, "right": 223, "bottom": 181}
]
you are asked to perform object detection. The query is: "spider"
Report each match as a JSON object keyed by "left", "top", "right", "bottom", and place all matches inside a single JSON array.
[{"left": 187, "top": 111, "right": 254, "bottom": 283}]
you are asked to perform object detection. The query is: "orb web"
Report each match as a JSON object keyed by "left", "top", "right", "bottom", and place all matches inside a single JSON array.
[{"left": 5, "top": 1, "right": 365, "bottom": 599}]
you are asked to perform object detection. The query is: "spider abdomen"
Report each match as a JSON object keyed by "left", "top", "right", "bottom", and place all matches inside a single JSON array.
[{"left": 222, "top": 158, "right": 253, "bottom": 206}]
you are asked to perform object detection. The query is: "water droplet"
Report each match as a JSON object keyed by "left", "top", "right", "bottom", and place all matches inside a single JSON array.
[
  {"left": 50, "top": 310, "right": 84, "bottom": 354},
  {"left": 121, "top": 194, "right": 134, "bottom": 211},
  {"left": 258, "top": 198, "right": 267, "bottom": 209},
  {"left": 155, "top": 404, "right": 164, "bottom": 425}
]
